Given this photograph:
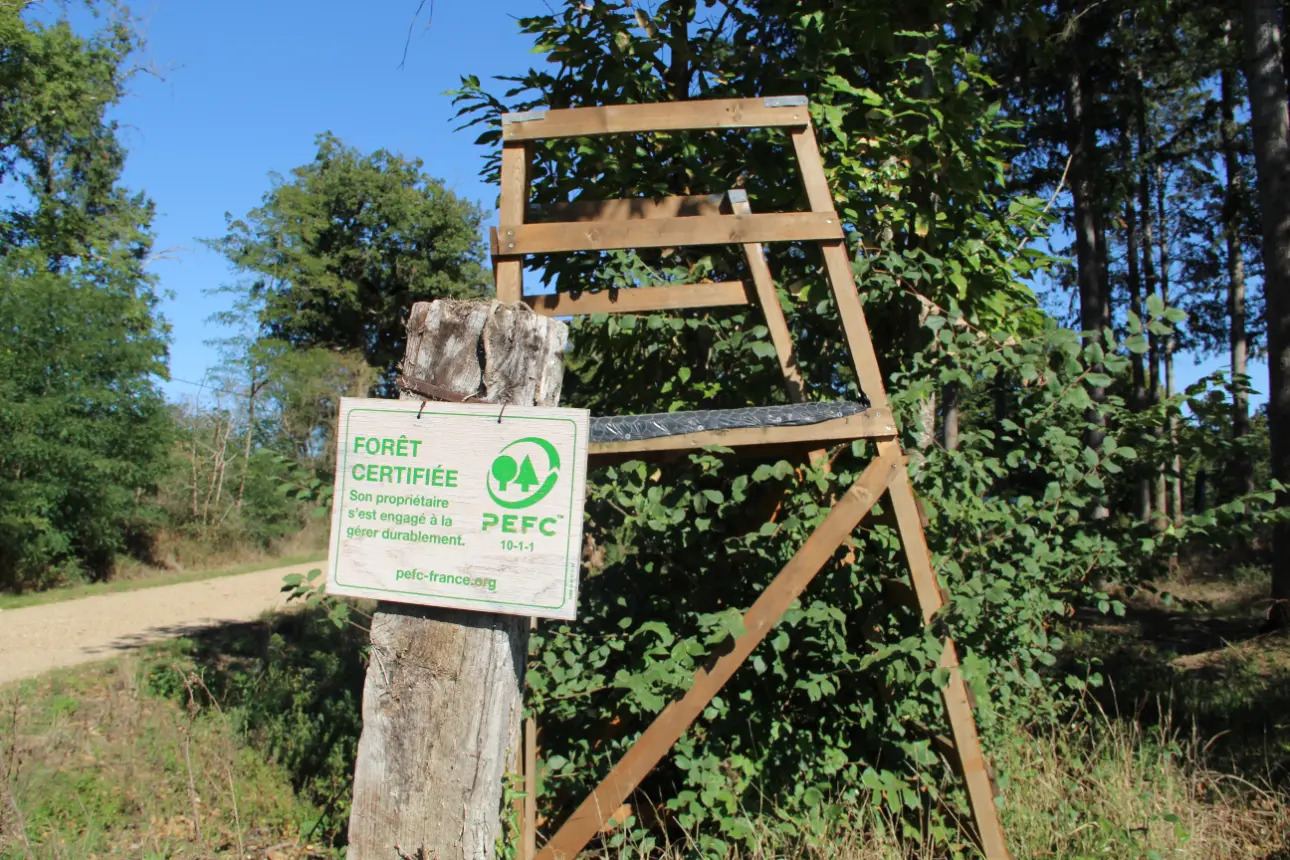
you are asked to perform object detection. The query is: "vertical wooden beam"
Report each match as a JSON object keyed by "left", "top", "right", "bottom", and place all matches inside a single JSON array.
[
  {"left": 536, "top": 451, "right": 901, "bottom": 860},
  {"left": 727, "top": 191, "right": 806, "bottom": 403},
  {"left": 523, "top": 710, "right": 538, "bottom": 859},
  {"left": 496, "top": 143, "right": 530, "bottom": 303},
  {"left": 790, "top": 124, "right": 891, "bottom": 413},
  {"left": 347, "top": 299, "right": 567, "bottom": 860},
  {"left": 939, "top": 640, "right": 1010, "bottom": 860},
  {"left": 882, "top": 468, "right": 1008, "bottom": 856},
  {"left": 885, "top": 470, "right": 944, "bottom": 619},
  {"left": 522, "top": 618, "right": 539, "bottom": 859}
]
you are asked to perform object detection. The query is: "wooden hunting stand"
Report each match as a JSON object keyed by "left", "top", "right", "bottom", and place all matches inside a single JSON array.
[{"left": 491, "top": 96, "right": 1010, "bottom": 860}]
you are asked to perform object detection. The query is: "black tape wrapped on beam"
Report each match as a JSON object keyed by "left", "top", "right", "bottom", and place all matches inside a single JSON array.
[{"left": 589, "top": 400, "right": 871, "bottom": 444}]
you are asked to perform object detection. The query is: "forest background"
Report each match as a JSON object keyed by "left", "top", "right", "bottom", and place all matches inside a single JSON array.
[{"left": 2, "top": 0, "right": 1290, "bottom": 856}]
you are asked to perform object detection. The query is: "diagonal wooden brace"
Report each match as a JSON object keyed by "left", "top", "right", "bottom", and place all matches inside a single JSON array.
[{"left": 536, "top": 449, "right": 902, "bottom": 860}]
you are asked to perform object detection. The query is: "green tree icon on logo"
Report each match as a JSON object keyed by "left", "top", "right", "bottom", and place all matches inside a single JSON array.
[
  {"left": 491, "top": 455, "right": 519, "bottom": 491},
  {"left": 487, "top": 437, "right": 561, "bottom": 509},
  {"left": 516, "top": 455, "right": 540, "bottom": 492}
]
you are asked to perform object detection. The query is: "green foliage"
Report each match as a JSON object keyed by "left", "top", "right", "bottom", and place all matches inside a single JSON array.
[
  {"left": 1, "top": 659, "right": 323, "bottom": 859},
  {"left": 250, "top": 343, "right": 376, "bottom": 472},
  {"left": 208, "top": 133, "right": 492, "bottom": 387},
  {"left": 0, "top": 2, "right": 139, "bottom": 262},
  {"left": 0, "top": 257, "right": 170, "bottom": 588},
  {"left": 0, "top": 4, "right": 170, "bottom": 590},
  {"left": 150, "top": 343, "right": 366, "bottom": 558},
  {"left": 145, "top": 605, "right": 369, "bottom": 848},
  {"left": 1177, "top": 373, "right": 1272, "bottom": 505},
  {"left": 176, "top": 136, "right": 497, "bottom": 570},
  {"left": 528, "top": 302, "right": 1287, "bottom": 855}
]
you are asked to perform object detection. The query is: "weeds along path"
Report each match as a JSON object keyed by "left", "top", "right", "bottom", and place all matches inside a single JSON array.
[{"left": 0, "top": 562, "right": 319, "bottom": 684}]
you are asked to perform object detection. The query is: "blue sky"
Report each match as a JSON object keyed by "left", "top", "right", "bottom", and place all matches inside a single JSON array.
[
  {"left": 95, "top": 0, "right": 541, "bottom": 401},
  {"left": 44, "top": 0, "right": 1266, "bottom": 409}
]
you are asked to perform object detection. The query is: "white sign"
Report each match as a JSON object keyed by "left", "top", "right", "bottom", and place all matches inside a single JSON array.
[{"left": 326, "top": 397, "right": 589, "bottom": 620}]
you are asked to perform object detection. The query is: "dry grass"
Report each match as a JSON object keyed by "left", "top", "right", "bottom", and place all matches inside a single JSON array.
[
  {"left": 3, "top": 568, "right": 1287, "bottom": 859},
  {"left": 582, "top": 565, "right": 1290, "bottom": 860},
  {"left": 0, "top": 519, "right": 328, "bottom": 610},
  {"left": 0, "top": 552, "right": 326, "bottom": 612},
  {"left": 125, "top": 519, "right": 329, "bottom": 582},
  {"left": 998, "top": 702, "right": 1289, "bottom": 859},
  {"left": 0, "top": 657, "right": 330, "bottom": 859}
]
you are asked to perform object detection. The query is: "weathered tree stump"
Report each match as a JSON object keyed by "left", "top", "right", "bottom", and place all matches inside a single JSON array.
[{"left": 346, "top": 299, "right": 567, "bottom": 860}]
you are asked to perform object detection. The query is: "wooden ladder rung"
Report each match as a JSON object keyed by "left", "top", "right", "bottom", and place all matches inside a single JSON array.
[
  {"left": 492, "top": 212, "right": 842, "bottom": 256},
  {"left": 501, "top": 97, "right": 810, "bottom": 141},
  {"left": 524, "top": 282, "right": 751, "bottom": 317}
]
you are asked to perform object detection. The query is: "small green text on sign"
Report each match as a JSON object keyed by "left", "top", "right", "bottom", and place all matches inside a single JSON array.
[{"left": 326, "top": 397, "right": 590, "bottom": 620}]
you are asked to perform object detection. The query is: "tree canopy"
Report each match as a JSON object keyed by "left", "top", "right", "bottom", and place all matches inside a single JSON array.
[
  {"left": 0, "top": 2, "right": 169, "bottom": 589},
  {"left": 209, "top": 132, "right": 491, "bottom": 387}
]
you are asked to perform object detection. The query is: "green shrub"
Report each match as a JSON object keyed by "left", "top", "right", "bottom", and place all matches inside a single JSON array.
[{"left": 145, "top": 606, "right": 368, "bottom": 847}]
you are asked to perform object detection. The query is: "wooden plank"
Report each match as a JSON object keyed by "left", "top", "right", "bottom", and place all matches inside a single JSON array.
[
  {"left": 496, "top": 143, "right": 530, "bottom": 303},
  {"left": 587, "top": 411, "right": 898, "bottom": 463},
  {"left": 530, "top": 195, "right": 725, "bottom": 222},
  {"left": 502, "top": 98, "right": 809, "bottom": 141},
  {"left": 886, "top": 468, "right": 943, "bottom": 622},
  {"left": 939, "top": 640, "right": 1012, "bottom": 859},
  {"left": 790, "top": 124, "right": 838, "bottom": 214},
  {"left": 790, "top": 125, "right": 893, "bottom": 413},
  {"left": 494, "top": 212, "right": 843, "bottom": 256},
  {"left": 821, "top": 239, "right": 890, "bottom": 408},
  {"left": 523, "top": 282, "right": 751, "bottom": 316},
  {"left": 884, "top": 447, "right": 1009, "bottom": 859},
  {"left": 729, "top": 194, "right": 806, "bottom": 402},
  {"left": 536, "top": 450, "right": 901, "bottom": 860},
  {"left": 523, "top": 711, "right": 538, "bottom": 859}
]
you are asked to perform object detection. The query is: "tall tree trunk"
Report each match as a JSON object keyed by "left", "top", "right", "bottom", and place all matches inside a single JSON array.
[
  {"left": 912, "top": 296, "right": 937, "bottom": 462},
  {"left": 1094, "top": 207, "right": 1113, "bottom": 330},
  {"left": 942, "top": 381, "right": 960, "bottom": 451},
  {"left": 916, "top": 392, "right": 937, "bottom": 454},
  {"left": 1138, "top": 79, "right": 1167, "bottom": 533},
  {"left": 236, "top": 379, "right": 262, "bottom": 511},
  {"left": 1126, "top": 202, "right": 1152, "bottom": 522},
  {"left": 668, "top": 1, "right": 695, "bottom": 101},
  {"left": 1157, "top": 165, "right": 1184, "bottom": 524},
  {"left": 988, "top": 373, "right": 1011, "bottom": 499},
  {"left": 1223, "top": 22, "right": 1254, "bottom": 498},
  {"left": 1068, "top": 63, "right": 1110, "bottom": 520},
  {"left": 202, "top": 416, "right": 229, "bottom": 527},
  {"left": 1243, "top": 0, "right": 1290, "bottom": 627},
  {"left": 212, "top": 417, "right": 230, "bottom": 516}
]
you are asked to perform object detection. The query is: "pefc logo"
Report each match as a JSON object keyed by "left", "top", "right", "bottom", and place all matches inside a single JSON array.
[{"left": 487, "top": 437, "right": 561, "bottom": 510}]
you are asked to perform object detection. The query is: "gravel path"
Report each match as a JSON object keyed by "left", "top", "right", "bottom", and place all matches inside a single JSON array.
[{"left": 0, "top": 562, "right": 323, "bottom": 685}]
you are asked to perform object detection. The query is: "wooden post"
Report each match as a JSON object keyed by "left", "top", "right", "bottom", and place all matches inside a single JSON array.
[{"left": 346, "top": 299, "right": 568, "bottom": 860}]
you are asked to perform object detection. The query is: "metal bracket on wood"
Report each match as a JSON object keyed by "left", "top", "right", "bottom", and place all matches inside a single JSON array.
[
  {"left": 762, "top": 95, "right": 809, "bottom": 107},
  {"left": 394, "top": 374, "right": 484, "bottom": 404},
  {"left": 503, "top": 109, "right": 549, "bottom": 125}
]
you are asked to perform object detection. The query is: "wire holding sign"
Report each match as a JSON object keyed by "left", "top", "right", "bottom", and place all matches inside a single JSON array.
[{"left": 326, "top": 397, "right": 590, "bottom": 620}]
